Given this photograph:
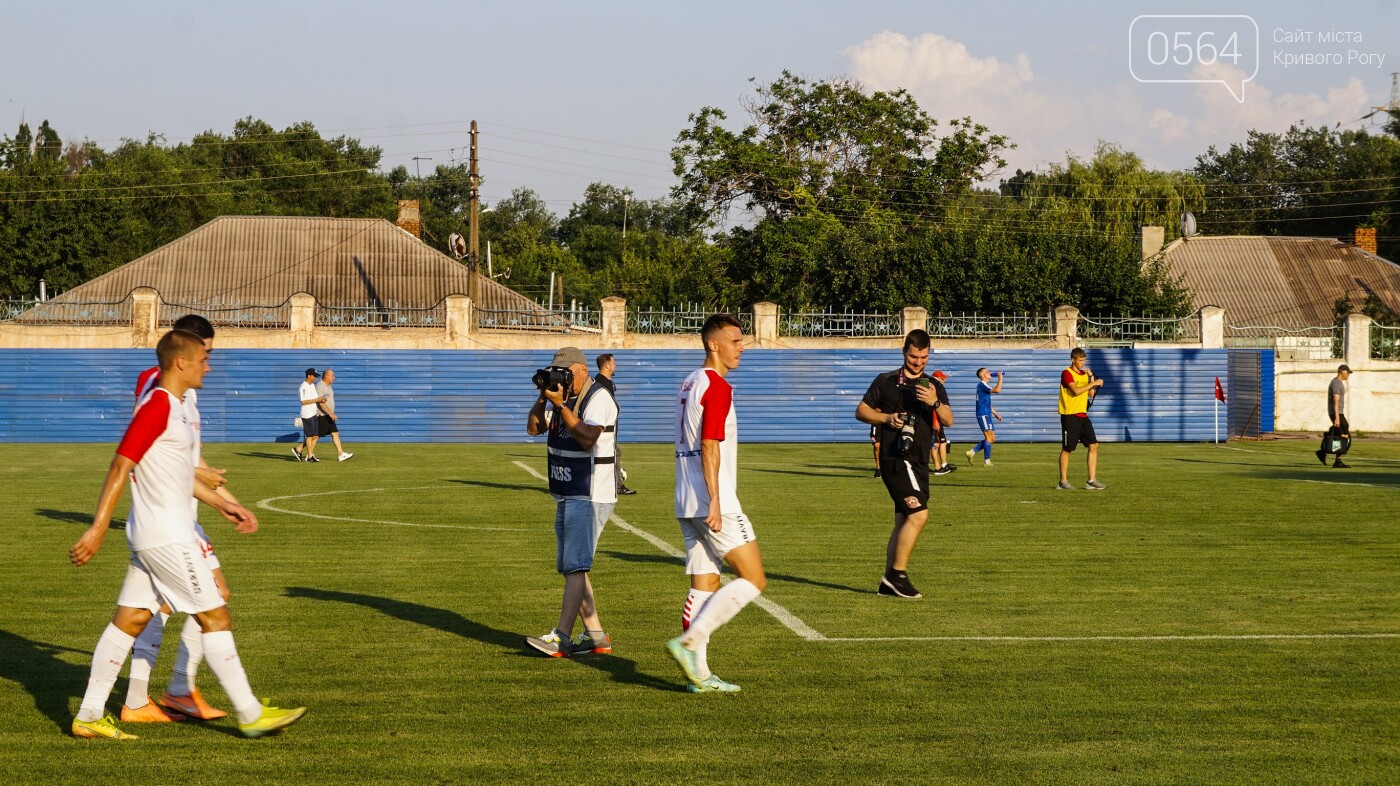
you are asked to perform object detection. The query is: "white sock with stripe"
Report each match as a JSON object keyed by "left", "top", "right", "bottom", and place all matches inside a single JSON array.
[
  {"left": 125, "top": 611, "right": 168, "bottom": 708},
  {"left": 682, "top": 579, "right": 761, "bottom": 650},
  {"left": 168, "top": 615, "right": 203, "bottom": 697},
  {"left": 682, "top": 588, "right": 714, "bottom": 680},
  {"left": 77, "top": 624, "right": 136, "bottom": 722},
  {"left": 200, "top": 631, "right": 262, "bottom": 725}
]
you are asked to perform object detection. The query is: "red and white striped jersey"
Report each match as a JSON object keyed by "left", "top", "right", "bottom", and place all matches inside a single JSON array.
[
  {"left": 675, "top": 368, "right": 742, "bottom": 519},
  {"left": 118, "top": 387, "right": 200, "bottom": 551}
]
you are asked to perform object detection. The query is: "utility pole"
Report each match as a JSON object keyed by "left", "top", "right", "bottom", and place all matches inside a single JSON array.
[
  {"left": 621, "top": 193, "right": 629, "bottom": 263},
  {"left": 468, "top": 121, "right": 480, "bottom": 306}
]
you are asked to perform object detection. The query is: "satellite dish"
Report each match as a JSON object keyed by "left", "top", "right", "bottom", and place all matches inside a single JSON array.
[
  {"left": 1181, "top": 212, "right": 1198, "bottom": 238},
  {"left": 447, "top": 233, "right": 467, "bottom": 259}
]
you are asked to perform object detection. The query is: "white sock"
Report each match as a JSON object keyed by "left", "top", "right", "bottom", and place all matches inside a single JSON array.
[
  {"left": 77, "top": 624, "right": 136, "bottom": 722},
  {"left": 683, "top": 579, "right": 761, "bottom": 649},
  {"left": 200, "top": 631, "right": 262, "bottom": 724},
  {"left": 682, "top": 589, "right": 714, "bottom": 679},
  {"left": 125, "top": 611, "right": 168, "bottom": 708},
  {"left": 169, "top": 615, "right": 203, "bottom": 696}
]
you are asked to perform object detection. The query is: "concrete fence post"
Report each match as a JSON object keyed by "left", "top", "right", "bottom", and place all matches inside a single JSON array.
[
  {"left": 130, "top": 287, "right": 160, "bottom": 347},
  {"left": 445, "top": 294, "right": 472, "bottom": 343},
  {"left": 289, "top": 292, "right": 316, "bottom": 349},
  {"left": 1054, "top": 305, "right": 1080, "bottom": 350},
  {"left": 1344, "top": 312, "right": 1372, "bottom": 368},
  {"left": 1199, "top": 305, "right": 1225, "bottom": 349},
  {"left": 901, "top": 306, "right": 928, "bottom": 336},
  {"left": 601, "top": 296, "right": 626, "bottom": 349},
  {"left": 753, "top": 302, "right": 779, "bottom": 347}
]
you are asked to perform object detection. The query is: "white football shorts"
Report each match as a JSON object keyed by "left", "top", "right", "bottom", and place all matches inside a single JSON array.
[
  {"left": 678, "top": 512, "right": 757, "bottom": 575},
  {"left": 117, "top": 541, "right": 225, "bottom": 614},
  {"left": 128, "top": 521, "right": 218, "bottom": 571}
]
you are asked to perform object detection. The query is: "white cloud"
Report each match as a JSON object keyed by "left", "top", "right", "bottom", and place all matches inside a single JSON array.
[{"left": 841, "top": 31, "right": 1376, "bottom": 176}]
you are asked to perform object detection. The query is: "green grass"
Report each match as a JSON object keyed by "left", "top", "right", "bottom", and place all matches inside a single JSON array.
[{"left": 1, "top": 440, "right": 1397, "bottom": 785}]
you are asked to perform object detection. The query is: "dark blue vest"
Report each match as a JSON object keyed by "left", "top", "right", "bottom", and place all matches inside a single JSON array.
[{"left": 546, "top": 384, "right": 616, "bottom": 497}]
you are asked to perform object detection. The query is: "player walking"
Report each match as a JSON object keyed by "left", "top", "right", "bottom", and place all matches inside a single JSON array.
[
  {"left": 667, "top": 314, "right": 768, "bottom": 693},
  {"left": 966, "top": 368, "right": 1003, "bottom": 466},
  {"left": 69, "top": 329, "right": 306, "bottom": 739}
]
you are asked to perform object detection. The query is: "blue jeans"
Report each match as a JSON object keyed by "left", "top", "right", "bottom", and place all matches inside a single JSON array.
[{"left": 555, "top": 499, "right": 613, "bottom": 574}]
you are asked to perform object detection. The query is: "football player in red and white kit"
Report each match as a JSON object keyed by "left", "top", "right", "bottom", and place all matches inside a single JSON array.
[
  {"left": 665, "top": 314, "right": 768, "bottom": 693},
  {"left": 125, "top": 315, "right": 246, "bottom": 723},
  {"left": 69, "top": 329, "right": 306, "bottom": 739}
]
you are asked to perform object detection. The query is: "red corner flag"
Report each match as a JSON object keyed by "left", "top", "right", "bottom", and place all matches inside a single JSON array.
[{"left": 1214, "top": 377, "right": 1226, "bottom": 402}]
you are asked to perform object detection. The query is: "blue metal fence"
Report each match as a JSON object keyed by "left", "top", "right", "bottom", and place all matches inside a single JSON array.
[{"left": 0, "top": 348, "right": 1262, "bottom": 444}]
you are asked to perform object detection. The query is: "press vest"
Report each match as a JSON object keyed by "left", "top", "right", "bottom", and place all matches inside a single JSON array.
[{"left": 546, "top": 383, "right": 617, "bottom": 498}]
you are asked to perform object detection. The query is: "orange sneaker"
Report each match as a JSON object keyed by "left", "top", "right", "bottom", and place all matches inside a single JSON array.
[
  {"left": 159, "top": 689, "right": 228, "bottom": 721},
  {"left": 121, "top": 698, "right": 185, "bottom": 722}
]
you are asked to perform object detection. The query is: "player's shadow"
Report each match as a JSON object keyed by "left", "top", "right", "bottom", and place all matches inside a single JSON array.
[
  {"left": 0, "top": 629, "right": 90, "bottom": 732},
  {"left": 803, "top": 464, "right": 880, "bottom": 474},
  {"left": 598, "top": 550, "right": 867, "bottom": 594},
  {"left": 35, "top": 509, "right": 124, "bottom": 530},
  {"left": 235, "top": 451, "right": 302, "bottom": 462},
  {"left": 749, "top": 467, "right": 862, "bottom": 479},
  {"left": 282, "top": 587, "right": 680, "bottom": 692},
  {"left": 447, "top": 479, "right": 550, "bottom": 495}
]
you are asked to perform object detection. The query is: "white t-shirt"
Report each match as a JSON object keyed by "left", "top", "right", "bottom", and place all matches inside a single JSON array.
[
  {"left": 135, "top": 369, "right": 202, "bottom": 520},
  {"left": 299, "top": 381, "right": 319, "bottom": 418},
  {"left": 675, "top": 368, "right": 742, "bottom": 518},
  {"left": 119, "top": 388, "right": 200, "bottom": 551}
]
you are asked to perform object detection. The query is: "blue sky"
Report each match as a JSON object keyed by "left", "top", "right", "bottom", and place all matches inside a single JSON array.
[{"left": 2, "top": 1, "right": 1395, "bottom": 212}]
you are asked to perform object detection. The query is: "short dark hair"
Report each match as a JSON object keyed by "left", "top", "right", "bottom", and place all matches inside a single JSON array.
[
  {"left": 596, "top": 353, "right": 614, "bottom": 369},
  {"left": 171, "top": 314, "right": 215, "bottom": 340},
  {"left": 902, "top": 329, "right": 931, "bottom": 352},
  {"left": 1070, "top": 347, "right": 1086, "bottom": 360},
  {"left": 976, "top": 367, "right": 987, "bottom": 377},
  {"left": 156, "top": 329, "right": 205, "bottom": 370},
  {"left": 702, "top": 313, "right": 743, "bottom": 348}
]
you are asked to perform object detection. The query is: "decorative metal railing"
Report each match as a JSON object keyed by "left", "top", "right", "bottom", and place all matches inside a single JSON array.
[
  {"left": 627, "top": 306, "right": 751, "bottom": 335},
  {"left": 1225, "top": 324, "right": 1343, "bottom": 359},
  {"left": 475, "top": 306, "right": 600, "bottom": 332},
  {"left": 316, "top": 301, "right": 444, "bottom": 328},
  {"left": 1370, "top": 324, "right": 1400, "bottom": 361},
  {"left": 2, "top": 297, "right": 133, "bottom": 325},
  {"left": 925, "top": 312, "right": 1054, "bottom": 339},
  {"left": 779, "top": 309, "right": 901, "bottom": 338},
  {"left": 161, "top": 299, "right": 291, "bottom": 329},
  {"left": 1079, "top": 314, "right": 1199, "bottom": 343}
]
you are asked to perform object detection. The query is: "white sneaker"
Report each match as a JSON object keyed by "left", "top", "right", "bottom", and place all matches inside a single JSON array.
[
  {"left": 984, "top": 459, "right": 993, "bottom": 467},
  {"left": 964, "top": 448, "right": 976, "bottom": 465},
  {"left": 338, "top": 452, "right": 354, "bottom": 462}
]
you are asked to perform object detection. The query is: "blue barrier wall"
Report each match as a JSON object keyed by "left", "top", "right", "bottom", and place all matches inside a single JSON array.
[{"left": 0, "top": 348, "right": 1260, "bottom": 443}]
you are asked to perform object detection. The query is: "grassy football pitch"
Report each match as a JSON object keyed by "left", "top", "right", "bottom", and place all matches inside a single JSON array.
[{"left": 1, "top": 440, "right": 1396, "bottom": 785}]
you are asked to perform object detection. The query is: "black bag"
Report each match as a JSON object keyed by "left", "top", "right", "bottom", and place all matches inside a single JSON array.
[{"left": 1321, "top": 426, "right": 1350, "bottom": 455}]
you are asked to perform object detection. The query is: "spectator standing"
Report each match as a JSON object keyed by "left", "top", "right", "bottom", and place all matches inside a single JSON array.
[
  {"left": 315, "top": 369, "right": 354, "bottom": 462},
  {"left": 594, "top": 354, "right": 634, "bottom": 495}
]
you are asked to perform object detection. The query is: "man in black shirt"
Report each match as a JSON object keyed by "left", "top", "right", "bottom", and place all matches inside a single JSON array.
[
  {"left": 855, "top": 329, "right": 954, "bottom": 599},
  {"left": 595, "top": 354, "right": 636, "bottom": 494}
]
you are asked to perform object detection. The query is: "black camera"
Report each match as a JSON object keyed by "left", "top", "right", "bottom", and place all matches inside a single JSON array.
[
  {"left": 532, "top": 366, "right": 574, "bottom": 392},
  {"left": 897, "top": 412, "right": 916, "bottom": 456}
]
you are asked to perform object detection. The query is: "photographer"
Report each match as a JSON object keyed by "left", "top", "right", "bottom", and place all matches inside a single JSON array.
[
  {"left": 524, "top": 347, "right": 618, "bottom": 658},
  {"left": 855, "top": 329, "right": 953, "bottom": 599}
]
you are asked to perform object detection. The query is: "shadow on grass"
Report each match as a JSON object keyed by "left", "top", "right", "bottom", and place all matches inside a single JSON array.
[
  {"left": 447, "top": 479, "right": 550, "bottom": 495},
  {"left": 1175, "top": 457, "right": 1399, "bottom": 485},
  {"left": 235, "top": 451, "right": 302, "bottom": 462},
  {"left": 282, "top": 586, "right": 682, "bottom": 692},
  {"left": 36, "top": 509, "right": 123, "bottom": 530},
  {"left": 0, "top": 630, "right": 90, "bottom": 732},
  {"left": 598, "top": 550, "right": 867, "bottom": 594}
]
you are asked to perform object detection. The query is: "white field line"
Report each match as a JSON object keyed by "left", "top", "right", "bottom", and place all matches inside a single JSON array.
[
  {"left": 511, "top": 460, "right": 828, "bottom": 641},
  {"left": 255, "top": 486, "right": 530, "bottom": 532},
  {"left": 819, "top": 633, "right": 1400, "bottom": 643}
]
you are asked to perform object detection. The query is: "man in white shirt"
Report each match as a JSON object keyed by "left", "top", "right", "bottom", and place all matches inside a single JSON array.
[
  {"left": 524, "top": 347, "right": 618, "bottom": 657},
  {"left": 69, "top": 329, "right": 306, "bottom": 739},
  {"left": 667, "top": 314, "right": 768, "bottom": 693},
  {"left": 294, "top": 368, "right": 326, "bottom": 462}
]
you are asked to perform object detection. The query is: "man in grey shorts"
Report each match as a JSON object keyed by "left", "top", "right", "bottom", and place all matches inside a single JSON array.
[{"left": 524, "top": 347, "right": 619, "bottom": 658}]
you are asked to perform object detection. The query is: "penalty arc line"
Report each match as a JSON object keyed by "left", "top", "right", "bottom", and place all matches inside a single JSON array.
[
  {"left": 511, "top": 460, "right": 828, "bottom": 641},
  {"left": 256, "top": 486, "right": 531, "bottom": 531}
]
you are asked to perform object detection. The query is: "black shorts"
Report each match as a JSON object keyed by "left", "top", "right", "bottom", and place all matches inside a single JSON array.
[
  {"left": 880, "top": 457, "right": 930, "bottom": 515},
  {"left": 317, "top": 416, "right": 339, "bottom": 437},
  {"left": 1060, "top": 414, "right": 1097, "bottom": 452},
  {"left": 302, "top": 415, "right": 320, "bottom": 437}
]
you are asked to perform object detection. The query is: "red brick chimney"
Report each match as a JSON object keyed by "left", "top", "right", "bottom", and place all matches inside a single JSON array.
[
  {"left": 396, "top": 200, "right": 422, "bottom": 239},
  {"left": 1355, "top": 226, "right": 1377, "bottom": 254}
]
